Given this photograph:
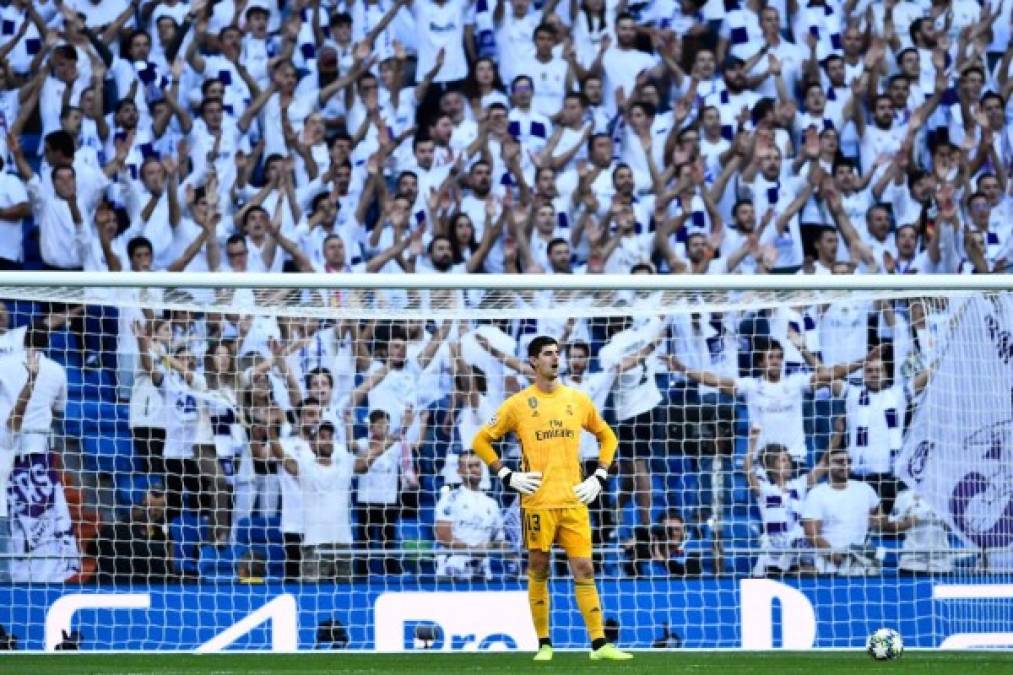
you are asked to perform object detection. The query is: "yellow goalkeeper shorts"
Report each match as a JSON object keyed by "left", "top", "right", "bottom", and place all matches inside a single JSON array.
[{"left": 522, "top": 506, "right": 593, "bottom": 559}]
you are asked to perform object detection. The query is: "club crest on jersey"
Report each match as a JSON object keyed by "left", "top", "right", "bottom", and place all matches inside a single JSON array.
[
  {"left": 566, "top": 404, "right": 574, "bottom": 416},
  {"left": 528, "top": 397, "right": 539, "bottom": 416}
]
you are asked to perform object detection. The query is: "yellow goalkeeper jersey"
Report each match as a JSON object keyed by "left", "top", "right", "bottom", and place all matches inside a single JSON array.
[{"left": 480, "top": 384, "right": 612, "bottom": 509}]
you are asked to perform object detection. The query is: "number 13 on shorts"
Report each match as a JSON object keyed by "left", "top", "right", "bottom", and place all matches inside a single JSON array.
[{"left": 522, "top": 507, "right": 593, "bottom": 558}]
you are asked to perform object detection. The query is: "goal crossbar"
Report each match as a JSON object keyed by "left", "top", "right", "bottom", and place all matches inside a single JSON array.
[{"left": 0, "top": 271, "right": 1011, "bottom": 291}]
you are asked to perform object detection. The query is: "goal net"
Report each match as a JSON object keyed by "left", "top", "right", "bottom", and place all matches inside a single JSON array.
[{"left": 0, "top": 272, "right": 1011, "bottom": 652}]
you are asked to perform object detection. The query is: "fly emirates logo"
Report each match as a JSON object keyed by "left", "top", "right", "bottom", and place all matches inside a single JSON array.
[{"left": 534, "top": 419, "right": 575, "bottom": 442}]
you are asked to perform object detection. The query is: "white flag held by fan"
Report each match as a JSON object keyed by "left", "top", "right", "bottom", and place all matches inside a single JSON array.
[{"left": 896, "top": 294, "right": 1013, "bottom": 556}]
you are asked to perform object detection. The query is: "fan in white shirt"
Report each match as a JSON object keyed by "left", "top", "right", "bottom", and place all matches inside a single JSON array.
[
  {"left": 150, "top": 345, "right": 204, "bottom": 455},
  {"left": 515, "top": 24, "right": 572, "bottom": 119},
  {"left": 562, "top": 339, "right": 622, "bottom": 537},
  {"left": 0, "top": 347, "right": 67, "bottom": 457},
  {"left": 704, "top": 58, "right": 760, "bottom": 144},
  {"left": 443, "top": 342, "right": 494, "bottom": 489},
  {"left": 274, "top": 421, "right": 370, "bottom": 581},
  {"left": 597, "top": 316, "right": 668, "bottom": 526},
  {"left": 65, "top": 0, "right": 133, "bottom": 30},
  {"left": 802, "top": 447, "right": 914, "bottom": 574},
  {"left": 38, "top": 46, "right": 91, "bottom": 146},
  {"left": 562, "top": 341, "right": 620, "bottom": 461},
  {"left": 0, "top": 392, "right": 13, "bottom": 564},
  {"left": 670, "top": 336, "right": 870, "bottom": 463},
  {"left": 121, "top": 156, "right": 184, "bottom": 269},
  {"left": 865, "top": 0, "right": 924, "bottom": 49},
  {"left": 0, "top": 170, "right": 30, "bottom": 266},
  {"left": 751, "top": 7, "right": 806, "bottom": 101},
  {"left": 0, "top": 318, "right": 28, "bottom": 562},
  {"left": 409, "top": 0, "right": 473, "bottom": 84},
  {"left": 493, "top": 0, "right": 541, "bottom": 84},
  {"left": 600, "top": 13, "right": 663, "bottom": 115},
  {"left": 717, "top": 0, "right": 764, "bottom": 62},
  {"left": 9, "top": 136, "right": 101, "bottom": 270},
  {"left": 745, "top": 427, "right": 828, "bottom": 574},
  {"left": 742, "top": 146, "right": 812, "bottom": 270},
  {"left": 352, "top": 329, "right": 427, "bottom": 437},
  {"left": 815, "top": 296, "right": 878, "bottom": 367},
  {"left": 619, "top": 102, "right": 669, "bottom": 190},
  {"left": 827, "top": 348, "right": 931, "bottom": 513},
  {"left": 434, "top": 452, "right": 507, "bottom": 580},
  {"left": 889, "top": 489, "right": 953, "bottom": 573},
  {"left": 506, "top": 76, "right": 553, "bottom": 184},
  {"left": 353, "top": 408, "right": 418, "bottom": 575},
  {"left": 274, "top": 400, "right": 321, "bottom": 579},
  {"left": 234, "top": 206, "right": 282, "bottom": 273}
]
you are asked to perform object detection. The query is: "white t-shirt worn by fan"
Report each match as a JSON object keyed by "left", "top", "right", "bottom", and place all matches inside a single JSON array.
[
  {"left": 802, "top": 480, "right": 879, "bottom": 571},
  {"left": 298, "top": 447, "right": 355, "bottom": 546},
  {"left": 354, "top": 438, "right": 402, "bottom": 506},
  {"left": 278, "top": 435, "right": 314, "bottom": 535},
  {"left": 161, "top": 370, "right": 206, "bottom": 460},
  {"left": 0, "top": 351, "right": 67, "bottom": 455},
  {"left": 598, "top": 319, "right": 664, "bottom": 421},
  {"left": 735, "top": 373, "right": 811, "bottom": 462}
]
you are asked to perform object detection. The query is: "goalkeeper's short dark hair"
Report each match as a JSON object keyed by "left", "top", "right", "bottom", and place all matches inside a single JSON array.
[{"left": 528, "top": 335, "right": 559, "bottom": 359}]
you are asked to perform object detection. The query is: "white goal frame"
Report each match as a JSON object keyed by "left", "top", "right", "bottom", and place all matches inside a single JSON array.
[{"left": 0, "top": 272, "right": 1012, "bottom": 653}]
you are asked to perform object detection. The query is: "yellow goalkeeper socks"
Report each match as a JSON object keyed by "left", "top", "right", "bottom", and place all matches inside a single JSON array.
[
  {"left": 574, "top": 579, "right": 605, "bottom": 644},
  {"left": 528, "top": 569, "right": 551, "bottom": 641}
]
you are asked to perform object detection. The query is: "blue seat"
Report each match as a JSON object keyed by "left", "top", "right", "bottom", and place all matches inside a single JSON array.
[
  {"left": 63, "top": 400, "right": 129, "bottom": 437},
  {"left": 66, "top": 366, "right": 86, "bottom": 401},
  {"left": 6, "top": 299, "right": 42, "bottom": 327},
  {"left": 721, "top": 518, "right": 761, "bottom": 575},
  {"left": 721, "top": 518, "right": 760, "bottom": 545},
  {"left": 198, "top": 544, "right": 243, "bottom": 580},
  {"left": 234, "top": 515, "right": 283, "bottom": 546},
  {"left": 169, "top": 512, "right": 207, "bottom": 576},
  {"left": 81, "top": 435, "right": 134, "bottom": 475},
  {"left": 67, "top": 366, "right": 115, "bottom": 402},
  {"left": 82, "top": 367, "right": 117, "bottom": 402},
  {"left": 251, "top": 543, "right": 286, "bottom": 579},
  {"left": 399, "top": 517, "right": 428, "bottom": 542},
  {"left": 600, "top": 545, "right": 624, "bottom": 579},
  {"left": 731, "top": 470, "right": 752, "bottom": 506},
  {"left": 47, "top": 331, "right": 81, "bottom": 368},
  {"left": 724, "top": 501, "right": 748, "bottom": 517},
  {"left": 115, "top": 472, "right": 160, "bottom": 509}
]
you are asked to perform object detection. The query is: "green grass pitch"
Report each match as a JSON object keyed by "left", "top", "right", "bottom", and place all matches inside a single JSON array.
[{"left": 2, "top": 651, "right": 1012, "bottom": 674}]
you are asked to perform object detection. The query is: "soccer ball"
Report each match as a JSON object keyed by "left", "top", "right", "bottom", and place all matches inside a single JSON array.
[{"left": 866, "top": 628, "right": 903, "bottom": 660}]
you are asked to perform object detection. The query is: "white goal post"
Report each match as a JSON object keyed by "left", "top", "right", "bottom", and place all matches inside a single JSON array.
[{"left": 0, "top": 272, "right": 1011, "bottom": 652}]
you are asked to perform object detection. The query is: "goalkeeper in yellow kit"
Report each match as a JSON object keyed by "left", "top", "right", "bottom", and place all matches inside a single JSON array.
[{"left": 472, "top": 335, "right": 633, "bottom": 662}]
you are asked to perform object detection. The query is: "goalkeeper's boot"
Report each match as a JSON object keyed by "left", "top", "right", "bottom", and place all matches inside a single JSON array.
[
  {"left": 533, "top": 644, "right": 554, "bottom": 662},
  {"left": 590, "top": 643, "right": 633, "bottom": 661}
]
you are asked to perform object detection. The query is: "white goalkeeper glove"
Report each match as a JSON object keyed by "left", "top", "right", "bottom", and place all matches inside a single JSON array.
[
  {"left": 497, "top": 467, "right": 543, "bottom": 495},
  {"left": 573, "top": 468, "right": 609, "bottom": 504}
]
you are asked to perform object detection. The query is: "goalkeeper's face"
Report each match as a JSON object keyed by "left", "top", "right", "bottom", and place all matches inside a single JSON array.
[{"left": 531, "top": 345, "right": 560, "bottom": 381}]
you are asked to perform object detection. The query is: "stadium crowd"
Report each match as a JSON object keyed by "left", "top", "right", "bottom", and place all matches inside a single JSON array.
[{"left": 0, "top": 0, "right": 1011, "bottom": 583}]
